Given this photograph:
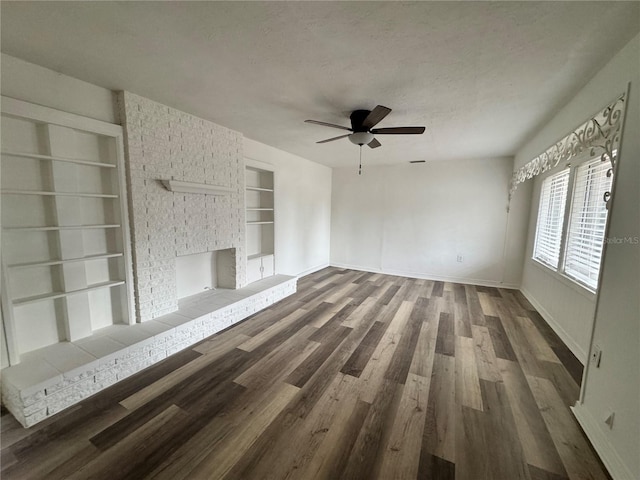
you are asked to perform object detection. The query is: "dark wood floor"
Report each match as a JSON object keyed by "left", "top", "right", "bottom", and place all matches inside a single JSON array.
[{"left": 1, "top": 268, "right": 609, "bottom": 480}]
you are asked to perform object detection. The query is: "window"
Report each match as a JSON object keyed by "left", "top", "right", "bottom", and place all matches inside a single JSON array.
[
  {"left": 532, "top": 156, "right": 613, "bottom": 291},
  {"left": 533, "top": 169, "right": 570, "bottom": 268}
]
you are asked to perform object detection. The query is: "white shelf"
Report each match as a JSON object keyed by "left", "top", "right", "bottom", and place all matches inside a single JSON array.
[
  {"left": 247, "top": 252, "right": 274, "bottom": 260},
  {"left": 1, "top": 190, "right": 118, "bottom": 198},
  {"left": 246, "top": 208, "right": 274, "bottom": 211},
  {"left": 13, "top": 280, "right": 126, "bottom": 306},
  {"left": 246, "top": 186, "right": 274, "bottom": 192},
  {"left": 1, "top": 150, "right": 116, "bottom": 169},
  {"left": 161, "top": 179, "right": 233, "bottom": 195},
  {"left": 247, "top": 221, "right": 274, "bottom": 225},
  {"left": 9, "top": 253, "right": 124, "bottom": 269},
  {"left": 3, "top": 224, "right": 121, "bottom": 232}
]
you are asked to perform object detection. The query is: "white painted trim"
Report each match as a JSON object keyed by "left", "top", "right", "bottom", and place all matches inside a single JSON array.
[
  {"left": 1, "top": 95, "right": 122, "bottom": 136},
  {"left": 329, "top": 262, "right": 520, "bottom": 289},
  {"left": 571, "top": 402, "right": 634, "bottom": 480},
  {"left": 297, "top": 263, "right": 331, "bottom": 278},
  {"left": 245, "top": 157, "right": 275, "bottom": 172},
  {"left": 520, "top": 287, "right": 587, "bottom": 363}
]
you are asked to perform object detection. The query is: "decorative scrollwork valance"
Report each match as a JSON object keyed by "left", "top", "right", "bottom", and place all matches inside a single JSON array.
[{"left": 510, "top": 92, "right": 627, "bottom": 200}]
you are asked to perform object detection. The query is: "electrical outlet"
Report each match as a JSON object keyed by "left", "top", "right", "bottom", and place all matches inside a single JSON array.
[
  {"left": 457, "top": 255, "right": 464, "bottom": 263},
  {"left": 591, "top": 344, "right": 602, "bottom": 367}
]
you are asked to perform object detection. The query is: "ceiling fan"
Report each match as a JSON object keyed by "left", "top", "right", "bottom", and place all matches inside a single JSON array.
[{"left": 305, "top": 105, "right": 425, "bottom": 149}]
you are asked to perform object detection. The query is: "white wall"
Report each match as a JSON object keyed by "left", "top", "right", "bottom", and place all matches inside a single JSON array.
[
  {"left": 516, "top": 34, "right": 640, "bottom": 479},
  {"left": 330, "top": 157, "right": 527, "bottom": 287},
  {"left": 1, "top": 53, "right": 118, "bottom": 124},
  {"left": 244, "top": 138, "right": 332, "bottom": 277}
]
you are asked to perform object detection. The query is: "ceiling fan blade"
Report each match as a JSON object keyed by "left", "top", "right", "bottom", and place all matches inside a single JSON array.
[
  {"left": 305, "top": 119, "right": 352, "bottom": 131},
  {"left": 362, "top": 105, "right": 392, "bottom": 129},
  {"left": 317, "top": 134, "right": 351, "bottom": 144},
  {"left": 370, "top": 126, "right": 426, "bottom": 135},
  {"left": 367, "top": 138, "right": 381, "bottom": 149}
]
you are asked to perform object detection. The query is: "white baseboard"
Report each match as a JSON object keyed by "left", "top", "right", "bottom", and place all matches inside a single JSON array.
[
  {"left": 571, "top": 402, "right": 635, "bottom": 480},
  {"left": 520, "top": 287, "right": 587, "bottom": 363},
  {"left": 328, "top": 262, "right": 520, "bottom": 289},
  {"left": 296, "top": 262, "right": 331, "bottom": 278}
]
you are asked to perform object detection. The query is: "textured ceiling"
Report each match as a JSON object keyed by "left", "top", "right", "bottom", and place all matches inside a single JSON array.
[{"left": 1, "top": 2, "right": 638, "bottom": 167}]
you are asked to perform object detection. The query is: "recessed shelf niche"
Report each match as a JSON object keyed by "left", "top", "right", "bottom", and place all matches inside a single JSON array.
[{"left": 245, "top": 163, "right": 275, "bottom": 284}]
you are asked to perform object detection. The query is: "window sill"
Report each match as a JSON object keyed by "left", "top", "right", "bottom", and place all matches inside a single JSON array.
[{"left": 529, "top": 258, "right": 597, "bottom": 301}]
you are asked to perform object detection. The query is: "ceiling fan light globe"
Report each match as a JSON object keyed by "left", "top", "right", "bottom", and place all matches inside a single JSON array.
[{"left": 349, "top": 132, "right": 374, "bottom": 146}]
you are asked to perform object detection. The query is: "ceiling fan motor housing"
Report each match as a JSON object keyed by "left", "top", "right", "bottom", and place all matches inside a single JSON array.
[{"left": 350, "top": 110, "right": 372, "bottom": 132}]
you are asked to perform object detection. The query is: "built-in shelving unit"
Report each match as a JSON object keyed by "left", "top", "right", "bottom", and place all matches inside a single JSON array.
[
  {"left": 245, "top": 162, "right": 275, "bottom": 284},
  {"left": 1, "top": 96, "right": 135, "bottom": 366}
]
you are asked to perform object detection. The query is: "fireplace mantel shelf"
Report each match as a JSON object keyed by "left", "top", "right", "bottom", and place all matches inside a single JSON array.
[{"left": 160, "top": 180, "right": 233, "bottom": 195}]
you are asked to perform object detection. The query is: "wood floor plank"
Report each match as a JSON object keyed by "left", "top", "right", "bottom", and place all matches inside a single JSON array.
[
  {"left": 480, "top": 379, "right": 532, "bottom": 480},
  {"left": 146, "top": 379, "right": 289, "bottom": 480},
  {"left": 422, "top": 353, "right": 456, "bottom": 463},
  {"left": 308, "top": 295, "right": 354, "bottom": 328},
  {"left": 527, "top": 463, "right": 570, "bottom": 480},
  {"left": 341, "top": 320, "right": 388, "bottom": 378},
  {"left": 187, "top": 382, "right": 300, "bottom": 479},
  {"left": 435, "top": 311, "right": 455, "bottom": 356},
  {"left": 478, "top": 291, "right": 498, "bottom": 316},
  {"left": 471, "top": 324, "right": 502, "bottom": 383},
  {"left": 418, "top": 453, "right": 456, "bottom": 480},
  {"left": 239, "top": 373, "right": 359, "bottom": 480},
  {"left": 526, "top": 375, "right": 609, "bottom": 480},
  {"left": 90, "top": 349, "right": 252, "bottom": 451},
  {"left": 377, "top": 373, "right": 430, "bottom": 480},
  {"left": 455, "top": 404, "right": 491, "bottom": 480},
  {"left": 69, "top": 404, "right": 190, "bottom": 480},
  {"left": 408, "top": 299, "right": 439, "bottom": 378},
  {"left": 121, "top": 333, "right": 251, "bottom": 410},
  {"left": 385, "top": 297, "right": 428, "bottom": 384},
  {"left": 455, "top": 336, "right": 484, "bottom": 411},
  {"left": 357, "top": 300, "right": 413, "bottom": 403},
  {"left": 286, "top": 325, "right": 351, "bottom": 388},
  {"left": 454, "top": 299, "right": 473, "bottom": 337},
  {"left": 465, "top": 284, "right": 486, "bottom": 326},
  {"left": 234, "top": 325, "right": 319, "bottom": 389},
  {"left": 485, "top": 314, "right": 518, "bottom": 361},
  {"left": 2, "top": 404, "right": 128, "bottom": 480},
  {"left": 494, "top": 298, "right": 548, "bottom": 378},
  {"left": 540, "top": 360, "right": 581, "bottom": 408},
  {"left": 431, "top": 280, "right": 444, "bottom": 297},
  {"left": 379, "top": 283, "right": 401, "bottom": 305},
  {"left": 237, "top": 307, "right": 310, "bottom": 352},
  {"left": 340, "top": 378, "right": 399, "bottom": 480},
  {"left": 517, "top": 315, "right": 562, "bottom": 363},
  {"left": 300, "top": 399, "right": 370, "bottom": 480},
  {"left": 498, "top": 358, "right": 568, "bottom": 476},
  {"left": 340, "top": 295, "right": 378, "bottom": 328}
]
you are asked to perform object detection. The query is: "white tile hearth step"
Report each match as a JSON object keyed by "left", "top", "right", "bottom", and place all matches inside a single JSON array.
[{"left": 1, "top": 275, "right": 297, "bottom": 428}]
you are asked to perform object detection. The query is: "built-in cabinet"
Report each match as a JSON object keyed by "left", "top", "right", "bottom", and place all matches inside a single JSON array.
[
  {"left": 245, "top": 163, "right": 275, "bottom": 284},
  {"left": 0, "top": 97, "right": 134, "bottom": 365}
]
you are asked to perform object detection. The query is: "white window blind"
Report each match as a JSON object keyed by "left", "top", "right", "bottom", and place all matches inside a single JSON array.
[
  {"left": 533, "top": 169, "right": 570, "bottom": 268},
  {"left": 563, "top": 159, "right": 612, "bottom": 289}
]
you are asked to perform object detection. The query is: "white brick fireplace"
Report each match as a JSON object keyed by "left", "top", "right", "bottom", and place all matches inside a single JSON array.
[{"left": 119, "top": 92, "right": 247, "bottom": 321}]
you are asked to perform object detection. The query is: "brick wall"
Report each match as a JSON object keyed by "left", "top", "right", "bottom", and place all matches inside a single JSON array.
[{"left": 119, "top": 92, "right": 246, "bottom": 321}]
